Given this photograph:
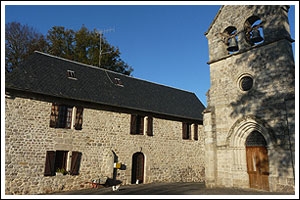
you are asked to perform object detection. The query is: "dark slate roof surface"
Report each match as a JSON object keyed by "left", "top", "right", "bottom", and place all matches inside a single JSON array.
[{"left": 5, "top": 51, "right": 205, "bottom": 121}]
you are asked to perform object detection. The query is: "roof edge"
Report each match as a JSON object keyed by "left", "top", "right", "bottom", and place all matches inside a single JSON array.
[
  {"left": 204, "top": 5, "right": 223, "bottom": 36},
  {"left": 5, "top": 87, "right": 203, "bottom": 122}
]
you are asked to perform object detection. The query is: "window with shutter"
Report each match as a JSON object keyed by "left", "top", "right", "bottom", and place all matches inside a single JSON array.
[
  {"left": 44, "top": 150, "right": 82, "bottom": 176},
  {"left": 182, "top": 122, "right": 191, "bottom": 140},
  {"left": 57, "top": 105, "right": 72, "bottom": 128},
  {"left": 49, "top": 103, "right": 84, "bottom": 130},
  {"left": 130, "top": 115, "right": 144, "bottom": 135}
]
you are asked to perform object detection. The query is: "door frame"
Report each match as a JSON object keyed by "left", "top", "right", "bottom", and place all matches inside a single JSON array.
[
  {"left": 131, "top": 152, "right": 145, "bottom": 184},
  {"left": 245, "top": 131, "right": 269, "bottom": 191}
]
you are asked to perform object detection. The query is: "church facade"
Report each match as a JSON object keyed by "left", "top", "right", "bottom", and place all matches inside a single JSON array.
[{"left": 203, "top": 5, "right": 295, "bottom": 192}]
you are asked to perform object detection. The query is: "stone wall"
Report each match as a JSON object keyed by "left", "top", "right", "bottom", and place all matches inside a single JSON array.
[
  {"left": 5, "top": 94, "right": 205, "bottom": 195},
  {"left": 204, "top": 5, "right": 295, "bottom": 192}
]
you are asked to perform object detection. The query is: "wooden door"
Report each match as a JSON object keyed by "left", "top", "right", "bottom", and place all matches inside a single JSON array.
[
  {"left": 131, "top": 152, "right": 144, "bottom": 184},
  {"left": 246, "top": 146, "right": 269, "bottom": 191}
]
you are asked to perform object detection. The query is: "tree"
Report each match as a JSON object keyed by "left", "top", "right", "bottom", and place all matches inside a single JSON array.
[
  {"left": 46, "top": 25, "right": 133, "bottom": 75},
  {"left": 6, "top": 22, "right": 133, "bottom": 75},
  {"left": 5, "top": 21, "right": 48, "bottom": 72},
  {"left": 46, "top": 26, "right": 75, "bottom": 60}
]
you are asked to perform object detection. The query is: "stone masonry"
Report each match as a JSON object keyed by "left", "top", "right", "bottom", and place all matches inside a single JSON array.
[
  {"left": 204, "top": 5, "right": 295, "bottom": 192},
  {"left": 4, "top": 4, "right": 295, "bottom": 196},
  {"left": 5, "top": 94, "right": 205, "bottom": 194}
]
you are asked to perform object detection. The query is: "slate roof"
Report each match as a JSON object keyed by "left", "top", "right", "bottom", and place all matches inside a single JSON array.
[{"left": 5, "top": 51, "right": 205, "bottom": 121}]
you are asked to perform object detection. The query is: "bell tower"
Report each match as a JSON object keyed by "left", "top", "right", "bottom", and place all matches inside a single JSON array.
[{"left": 203, "top": 5, "right": 295, "bottom": 192}]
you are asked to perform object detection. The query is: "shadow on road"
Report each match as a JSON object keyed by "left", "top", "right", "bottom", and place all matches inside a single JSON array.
[{"left": 48, "top": 182, "right": 295, "bottom": 196}]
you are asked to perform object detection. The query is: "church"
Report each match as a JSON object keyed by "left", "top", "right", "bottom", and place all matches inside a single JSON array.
[
  {"left": 5, "top": 5, "right": 295, "bottom": 194},
  {"left": 203, "top": 5, "right": 295, "bottom": 192}
]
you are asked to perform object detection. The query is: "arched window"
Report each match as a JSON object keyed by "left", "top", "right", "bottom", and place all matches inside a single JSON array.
[
  {"left": 224, "top": 26, "right": 239, "bottom": 53},
  {"left": 244, "top": 16, "right": 264, "bottom": 45}
]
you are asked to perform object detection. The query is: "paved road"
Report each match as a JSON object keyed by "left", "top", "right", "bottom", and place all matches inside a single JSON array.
[{"left": 48, "top": 182, "right": 295, "bottom": 196}]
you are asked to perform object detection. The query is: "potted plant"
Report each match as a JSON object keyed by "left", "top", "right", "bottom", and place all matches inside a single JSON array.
[{"left": 56, "top": 168, "right": 68, "bottom": 175}]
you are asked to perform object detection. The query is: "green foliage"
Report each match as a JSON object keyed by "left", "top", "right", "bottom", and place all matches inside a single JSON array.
[
  {"left": 56, "top": 168, "right": 68, "bottom": 175},
  {"left": 47, "top": 26, "right": 75, "bottom": 60},
  {"left": 5, "top": 22, "right": 133, "bottom": 75}
]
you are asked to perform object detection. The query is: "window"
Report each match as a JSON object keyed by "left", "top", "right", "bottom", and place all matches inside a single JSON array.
[
  {"left": 240, "top": 76, "right": 253, "bottom": 91},
  {"left": 49, "top": 103, "right": 83, "bottom": 130},
  {"left": 44, "top": 150, "right": 82, "bottom": 176},
  {"left": 182, "top": 122, "right": 191, "bottom": 140},
  {"left": 130, "top": 115, "right": 144, "bottom": 135},
  {"left": 54, "top": 150, "right": 68, "bottom": 172},
  {"left": 130, "top": 114, "right": 153, "bottom": 136},
  {"left": 114, "top": 78, "right": 124, "bottom": 87},
  {"left": 67, "top": 70, "right": 77, "bottom": 79},
  {"left": 238, "top": 74, "right": 254, "bottom": 92}
]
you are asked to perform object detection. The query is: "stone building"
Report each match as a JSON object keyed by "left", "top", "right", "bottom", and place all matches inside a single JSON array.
[
  {"left": 4, "top": 4, "right": 295, "bottom": 195},
  {"left": 5, "top": 51, "right": 206, "bottom": 195},
  {"left": 204, "top": 5, "right": 295, "bottom": 192}
]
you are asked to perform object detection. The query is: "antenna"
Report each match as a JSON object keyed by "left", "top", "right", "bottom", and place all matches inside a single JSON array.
[{"left": 97, "top": 28, "right": 115, "bottom": 67}]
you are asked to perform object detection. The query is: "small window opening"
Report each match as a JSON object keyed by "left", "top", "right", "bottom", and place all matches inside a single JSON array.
[
  {"left": 67, "top": 70, "right": 77, "bottom": 79},
  {"left": 114, "top": 78, "right": 124, "bottom": 87},
  {"left": 239, "top": 75, "right": 254, "bottom": 91}
]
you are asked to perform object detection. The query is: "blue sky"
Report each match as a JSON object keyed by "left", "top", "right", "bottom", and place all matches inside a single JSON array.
[{"left": 2, "top": 2, "right": 298, "bottom": 107}]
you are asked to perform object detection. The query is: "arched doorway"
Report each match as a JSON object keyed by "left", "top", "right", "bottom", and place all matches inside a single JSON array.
[
  {"left": 245, "top": 131, "right": 269, "bottom": 191},
  {"left": 131, "top": 152, "right": 144, "bottom": 184}
]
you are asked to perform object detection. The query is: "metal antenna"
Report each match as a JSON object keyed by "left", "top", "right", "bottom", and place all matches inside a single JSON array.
[{"left": 98, "top": 28, "right": 115, "bottom": 67}]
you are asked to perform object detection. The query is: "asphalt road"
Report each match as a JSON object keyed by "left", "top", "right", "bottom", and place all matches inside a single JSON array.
[{"left": 48, "top": 182, "right": 296, "bottom": 196}]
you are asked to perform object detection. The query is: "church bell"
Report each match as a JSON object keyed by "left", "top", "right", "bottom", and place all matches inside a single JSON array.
[
  {"left": 227, "top": 37, "right": 239, "bottom": 52},
  {"left": 250, "top": 29, "right": 263, "bottom": 43}
]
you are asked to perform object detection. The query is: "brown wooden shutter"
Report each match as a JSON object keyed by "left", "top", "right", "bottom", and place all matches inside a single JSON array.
[
  {"left": 130, "top": 115, "right": 137, "bottom": 134},
  {"left": 182, "top": 122, "right": 188, "bottom": 139},
  {"left": 147, "top": 116, "right": 153, "bottom": 136},
  {"left": 74, "top": 107, "right": 83, "bottom": 130},
  {"left": 49, "top": 103, "right": 59, "bottom": 128},
  {"left": 44, "top": 151, "right": 56, "bottom": 176},
  {"left": 139, "top": 116, "right": 144, "bottom": 134},
  {"left": 194, "top": 124, "right": 198, "bottom": 140},
  {"left": 70, "top": 151, "right": 82, "bottom": 175}
]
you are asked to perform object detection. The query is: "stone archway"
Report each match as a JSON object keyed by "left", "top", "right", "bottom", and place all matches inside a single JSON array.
[
  {"left": 226, "top": 116, "right": 274, "bottom": 189},
  {"left": 131, "top": 152, "right": 145, "bottom": 184}
]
